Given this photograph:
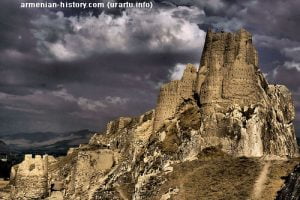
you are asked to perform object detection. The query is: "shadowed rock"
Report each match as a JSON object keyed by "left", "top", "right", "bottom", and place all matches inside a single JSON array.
[{"left": 6, "top": 29, "right": 299, "bottom": 200}]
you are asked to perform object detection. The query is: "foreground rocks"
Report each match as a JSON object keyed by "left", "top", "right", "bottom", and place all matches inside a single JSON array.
[
  {"left": 276, "top": 164, "right": 300, "bottom": 200},
  {"left": 3, "top": 29, "right": 299, "bottom": 200}
]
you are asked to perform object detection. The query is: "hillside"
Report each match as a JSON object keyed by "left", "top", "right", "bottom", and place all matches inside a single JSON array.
[{"left": 3, "top": 29, "right": 299, "bottom": 200}]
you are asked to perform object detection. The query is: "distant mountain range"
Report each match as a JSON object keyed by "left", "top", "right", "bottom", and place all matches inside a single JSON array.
[
  {"left": 0, "top": 129, "right": 94, "bottom": 155},
  {"left": 0, "top": 140, "right": 10, "bottom": 154}
]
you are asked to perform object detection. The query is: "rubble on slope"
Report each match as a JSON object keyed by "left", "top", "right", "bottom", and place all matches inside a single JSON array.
[{"left": 4, "top": 29, "right": 299, "bottom": 200}]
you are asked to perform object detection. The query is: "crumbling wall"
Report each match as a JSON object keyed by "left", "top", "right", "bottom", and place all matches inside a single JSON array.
[
  {"left": 7, "top": 29, "right": 299, "bottom": 200},
  {"left": 153, "top": 80, "right": 180, "bottom": 132},
  {"left": 197, "top": 29, "right": 265, "bottom": 112},
  {"left": 12, "top": 154, "right": 48, "bottom": 199},
  {"left": 72, "top": 150, "right": 117, "bottom": 199},
  {"left": 193, "top": 29, "right": 298, "bottom": 157},
  {"left": 179, "top": 64, "right": 197, "bottom": 99},
  {"left": 106, "top": 117, "right": 133, "bottom": 135},
  {"left": 153, "top": 64, "right": 197, "bottom": 131}
]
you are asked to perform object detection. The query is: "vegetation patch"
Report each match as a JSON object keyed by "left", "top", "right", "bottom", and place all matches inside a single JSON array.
[
  {"left": 154, "top": 153, "right": 261, "bottom": 200},
  {"left": 261, "top": 158, "right": 300, "bottom": 200},
  {"left": 49, "top": 150, "right": 78, "bottom": 172},
  {"left": 178, "top": 106, "right": 201, "bottom": 131}
]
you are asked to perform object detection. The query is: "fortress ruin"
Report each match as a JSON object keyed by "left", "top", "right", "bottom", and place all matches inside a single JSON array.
[{"left": 12, "top": 154, "right": 48, "bottom": 199}]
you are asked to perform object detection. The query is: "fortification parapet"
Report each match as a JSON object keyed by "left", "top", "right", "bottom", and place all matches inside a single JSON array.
[
  {"left": 13, "top": 154, "right": 49, "bottom": 199},
  {"left": 153, "top": 64, "right": 197, "bottom": 131},
  {"left": 106, "top": 117, "right": 133, "bottom": 135},
  {"left": 197, "top": 28, "right": 267, "bottom": 111}
]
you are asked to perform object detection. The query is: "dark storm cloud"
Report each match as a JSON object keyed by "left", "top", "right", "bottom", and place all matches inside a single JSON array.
[
  {"left": 0, "top": 2, "right": 205, "bottom": 134},
  {"left": 0, "top": 0, "right": 299, "bottom": 137},
  {"left": 0, "top": 0, "right": 38, "bottom": 52}
]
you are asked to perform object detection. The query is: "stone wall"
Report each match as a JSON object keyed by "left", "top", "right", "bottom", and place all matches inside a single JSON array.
[
  {"left": 156, "top": 29, "right": 265, "bottom": 117},
  {"left": 73, "top": 150, "right": 117, "bottom": 199},
  {"left": 153, "top": 64, "right": 197, "bottom": 131},
  {"left": 6, "top": 28, "right": 299, "bottom": 200},
  {"left": 106, "top": 117, "right": 133, "bottom": 135},
  {"left": 12, "top": 154, "right": 48, "bottom": 199},
  {"left": 153, "top": 28, "right": 298, "bottom": 157},
  {"left": 197, "top": 29, "right": 265, "bottom": 113}
]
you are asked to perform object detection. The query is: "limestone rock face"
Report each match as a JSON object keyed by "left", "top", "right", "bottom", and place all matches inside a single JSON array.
[
  {"left": 153, "top": 28, "right": 298, "bottom": 158},
  {"left": 6, "top": 29, "right": 298, "bottom": 200}
]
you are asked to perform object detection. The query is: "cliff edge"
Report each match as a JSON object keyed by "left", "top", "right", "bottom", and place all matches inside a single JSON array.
[{"left": 5, "top": 29, "right": 299, "bottom": 200}]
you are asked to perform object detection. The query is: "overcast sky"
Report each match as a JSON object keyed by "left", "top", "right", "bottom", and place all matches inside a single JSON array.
[{"left": 0, "top": 0, "right": 299, "bottom": 136}]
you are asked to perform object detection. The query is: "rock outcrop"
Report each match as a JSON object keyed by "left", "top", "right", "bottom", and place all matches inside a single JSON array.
[
  {"left": 276, "top": 164, "right": 300, "bottom": 200},
  {"left": 5, "top": 29, "right": 299, "bottom": 200},
  {"left": 153, "top": 28, "right": 298, "bottom": 158}
]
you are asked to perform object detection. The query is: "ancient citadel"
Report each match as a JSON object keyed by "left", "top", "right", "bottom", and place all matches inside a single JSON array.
[{"left": 0, "top": 29, "right": 299, "bottom": 200}]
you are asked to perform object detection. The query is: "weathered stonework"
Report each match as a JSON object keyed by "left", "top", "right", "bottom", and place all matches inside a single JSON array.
[
  {"left": 154, "top": 64, "right": 197, "bottom": 131},
  {"left": 6, "top": 29, "right": 299, "bottom": 200},
  {"left": 153, "top": 28, "right": 298, "bottom": 158},
  {"left": 12, "top": 155, "right": 48, "bottom": 199},
  {"left": 197, "top": 29, "right": 266, "bottom": 112},
  {"left": 106, "top": 117, "right": 133, "bottom": 135}
]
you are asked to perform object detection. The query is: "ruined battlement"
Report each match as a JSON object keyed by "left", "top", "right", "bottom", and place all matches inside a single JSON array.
[
  {"left": 12, "top": 154, "right": 49, "bottom": 199},
  {"left": 153, "top": 28, "right": 291, "bottom": 133},
  {"left": 24, "top": 154, "right": 48, "bottom": 161},
  {"left": 196, "top": 28, "right": 265, "bottom": 111},
  {"left": 153, "top": 29, "right": 264, "bottom": 131},
  {"left": 106, "top": 116, "right": 133, "bottom": 135},
  {"left": 153, "top": 64, "right": 197, "bottom": 131},
  {"left": 199, "top": 28, "right": 257, "bottom": 69},
  {"left": 7, "top": 28, "right": 299, "bottom": 200},
  {"left": 19, "top": 154, "right": 48, "bottom": 175}
]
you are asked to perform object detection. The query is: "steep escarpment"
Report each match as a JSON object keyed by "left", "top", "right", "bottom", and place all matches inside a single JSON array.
[
  {"left": 154, "top": 28, "right": 298, "bottom": 158},
  {"left": 5, "top": 29, "right": 299, "bottom": 200}
]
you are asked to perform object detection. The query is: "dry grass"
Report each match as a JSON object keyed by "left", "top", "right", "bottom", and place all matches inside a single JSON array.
[
  {"left": 154, "top": 149, "right": 262, "bottom": 200},
  {"left": 153, "top": 148, "right": 299, "bottom": 200},
  {"left": 49, "top": 151, "right": 78, "bottom": 172},
  {"left": 116, "top": 172, "right": 135, "bottom": 199}
]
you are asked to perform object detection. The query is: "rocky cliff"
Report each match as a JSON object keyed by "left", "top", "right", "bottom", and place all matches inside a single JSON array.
[
  {"left": 154, "top": 28, "right": 298, "bottom": 158},
  {"left": 3, "top": 29, "right": 299, "bottom": 200},
  {"left": 276, "top": 164, "right": 300, "bottom": 200}
]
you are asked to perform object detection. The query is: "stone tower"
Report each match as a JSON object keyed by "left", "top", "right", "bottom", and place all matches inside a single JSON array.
[
  {"left": 12, "top": 154, "right": 49, "bottom": 199},
  {"left": 196, "top": 29, "right": 268, "bottom": 113},
  {"left": 153, "top": 28, "right": 298, "bottom": 157}
]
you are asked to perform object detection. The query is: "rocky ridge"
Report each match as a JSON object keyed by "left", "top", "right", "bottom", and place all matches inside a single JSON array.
[{"left": 3, "top": 29, "right": 299, "bottom": 200}]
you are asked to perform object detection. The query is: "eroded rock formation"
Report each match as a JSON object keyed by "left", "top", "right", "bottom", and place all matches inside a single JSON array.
[
  {"left": 153, "top": 28, "right": 298, "bottom": 158},
  {"left": 5, "top": 29, "right": 299, "bottom": 200}
]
